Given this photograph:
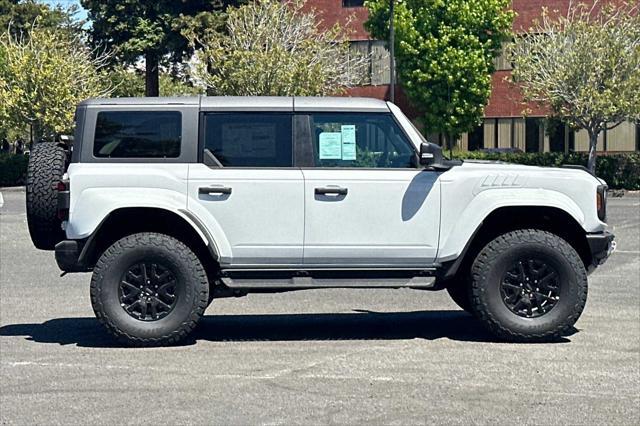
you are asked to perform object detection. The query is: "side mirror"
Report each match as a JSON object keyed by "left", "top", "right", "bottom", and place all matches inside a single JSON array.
[{"left": 419, "top": 142, "right": 443, "bottom": 166}]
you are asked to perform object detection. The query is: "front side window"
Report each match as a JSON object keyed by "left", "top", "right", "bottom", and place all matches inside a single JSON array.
[
  {"left": 94, "top": 111, "right": 181, "bottom": 158},
  {"left": 310, "top": 113, "right": 416, "bottom": 168},
  {"left": 203, "top": 113, "right": 293, "bottom": 167}
]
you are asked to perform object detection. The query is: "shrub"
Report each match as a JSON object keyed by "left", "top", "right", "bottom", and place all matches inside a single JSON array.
[
  {"left": 0, "top": 153, "right": 29, "bottom": 187},
  {"left": 452, "top": 151, "right": 640, "bottom": 190}
]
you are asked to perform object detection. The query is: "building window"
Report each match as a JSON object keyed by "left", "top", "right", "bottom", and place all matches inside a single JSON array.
[
  {"left": 349, "top": 40, "right": 390, "bottom": 85},
  {"left": 493, "top": 42, "right": 513, "bottom": 71},
  {"left": 547, "top": 120, "right": 566, "bottom": 153},
  {"left": 467, "top": 123, "right": 484, "bottom": 151},
  {"left": 343, "top": 0, "right": 365, "bottom": 7},
  {"left": 525, "top": 118, "right": 541, "bottom": 152}
]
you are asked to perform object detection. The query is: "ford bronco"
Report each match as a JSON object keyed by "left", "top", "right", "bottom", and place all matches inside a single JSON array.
[{"left": 25, "top": 96, "right": 615, "bottom": 346}]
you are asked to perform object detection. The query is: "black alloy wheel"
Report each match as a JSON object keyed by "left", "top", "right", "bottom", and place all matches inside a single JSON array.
[
  {"left": 119, "top": 262, "right": 178, "bottom": 321},
  {"left": 500, "top": 258, "right": 560, "bottom": 318}
]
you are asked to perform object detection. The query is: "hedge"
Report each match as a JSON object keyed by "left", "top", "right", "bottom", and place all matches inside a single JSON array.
[
  {"left": 452, "top": 152, "right": 640, "bottom": 190},
  {"left": 0, "top": 151, "right": 638, "bottom": 189},
  {"left": 0, "top": 153, "right": 29, "bottom": 187}
]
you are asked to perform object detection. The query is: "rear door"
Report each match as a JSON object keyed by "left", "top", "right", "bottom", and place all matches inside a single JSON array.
[
  {"left": 300, "top": 112, "right": 441, "bottom": 266},
  {"left": 188, "top": 112, "right": 304, "bottom": 266}
]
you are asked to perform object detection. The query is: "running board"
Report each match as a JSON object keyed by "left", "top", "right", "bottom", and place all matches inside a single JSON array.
[{"left": 220, "top": 275, "right": 437, "bottom": 289}]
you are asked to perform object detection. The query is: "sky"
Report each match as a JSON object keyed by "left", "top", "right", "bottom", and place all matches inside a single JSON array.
[{"left": 42, "top": 0, "right": 89, "bottom": 23}]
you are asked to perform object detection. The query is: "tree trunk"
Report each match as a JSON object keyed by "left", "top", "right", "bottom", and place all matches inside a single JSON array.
[
  {"left": 445, "top": 133, "right": 455, "bottom": 158},
  {"left": 587, "top": 130, "right": 598, "bottom": 173},
  {"left": 145, "top": 52, "right": 160, "bottom": 97}
]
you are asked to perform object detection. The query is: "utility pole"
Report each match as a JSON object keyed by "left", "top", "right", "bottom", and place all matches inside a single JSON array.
[{"left": 389, "top": 0, "right": 395, "bottom": 103}]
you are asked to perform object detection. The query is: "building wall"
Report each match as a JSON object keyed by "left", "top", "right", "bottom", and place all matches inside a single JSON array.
[{"left": 303, "top": 0, "right": 370, "bottom": 40}]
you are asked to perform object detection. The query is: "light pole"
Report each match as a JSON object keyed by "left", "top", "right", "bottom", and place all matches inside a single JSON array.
[{"left": 389, "top": 0, "right": 395, "bottom": 103}]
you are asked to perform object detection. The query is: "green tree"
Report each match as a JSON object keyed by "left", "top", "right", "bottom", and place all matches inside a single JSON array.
[
  {"left": 365, "top": 0, "right": 513, "bottom": 147},
  {"left": 0, "top": 41, "right": 9, "bottom": 138},
  {"left": 509, "top": 2, "right": 640, "bottom": 172},
  {"left": 107, "top": 67, "right": 202, "bottom": 97},
  {"left": 0, "top": 24, "right": 111, "bottom": 141},
  {"left": 190, "top": 0, "right": 368, "bottom": 96},
  {"left": 81, "top": 0, "right": 238, "bottom": 97},
  {"left": 0, "top": 0, "right": 81, "bottom": 37}
]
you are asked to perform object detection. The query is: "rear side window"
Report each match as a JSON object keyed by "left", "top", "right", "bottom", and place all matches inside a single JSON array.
[
  {"left": 203, "top": 113, "right": 292, "bottom": 167},
  {"left": 93, "top": 111, "right": 181, "bottom": 158}
]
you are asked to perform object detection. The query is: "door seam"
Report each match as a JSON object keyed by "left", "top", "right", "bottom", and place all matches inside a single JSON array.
[{"left": 301, "top": 167, "right": 306, "bottom": 265}]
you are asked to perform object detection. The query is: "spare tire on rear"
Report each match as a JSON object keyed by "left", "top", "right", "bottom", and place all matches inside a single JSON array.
[{"left": 26, "top": 142, "right": 69, "bottom": 250}]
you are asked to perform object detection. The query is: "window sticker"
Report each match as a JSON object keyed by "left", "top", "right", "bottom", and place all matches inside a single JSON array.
[
  {"left": 318, "top": 132, "right": 342, "bottom": 159},
  {"left": 341, "top": 125, "right": 356, "bottom": 160}
]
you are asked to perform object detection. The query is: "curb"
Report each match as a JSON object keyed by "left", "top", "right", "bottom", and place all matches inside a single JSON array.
[
  {"left": 610, "top": 190, "right": 640, "bottom": 198},
  {"left": 0, "top": 186, "right": 25, "bottom": 192}
]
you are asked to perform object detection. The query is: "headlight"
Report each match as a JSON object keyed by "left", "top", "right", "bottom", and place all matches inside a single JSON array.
[{"left": 596, "top": 185, "right": 607, "bottom": 221}]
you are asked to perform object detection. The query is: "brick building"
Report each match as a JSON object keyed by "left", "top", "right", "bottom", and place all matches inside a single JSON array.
[{"left": 308, "top": 0, "right": 639, "bottom": 153}]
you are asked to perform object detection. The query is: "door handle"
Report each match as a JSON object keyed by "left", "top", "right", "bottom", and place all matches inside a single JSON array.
[
  {"left": 199, "top": 185, "right": 232, "bottom": 195},
  {"left": 315, "top": 186, "right": 348, "bottom": 196}
]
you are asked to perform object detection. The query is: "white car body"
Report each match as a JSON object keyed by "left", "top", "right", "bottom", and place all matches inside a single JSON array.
[
  {"left": 61, "top": 96, "right": 607, "bottom": 272},
  {"left": 32, "top": 95, "right": 615, "bottom": 345}
]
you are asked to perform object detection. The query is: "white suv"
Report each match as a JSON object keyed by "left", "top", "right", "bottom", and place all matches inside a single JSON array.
[{"left": 25, "top": 96, "right": 615, "bottom": 346}]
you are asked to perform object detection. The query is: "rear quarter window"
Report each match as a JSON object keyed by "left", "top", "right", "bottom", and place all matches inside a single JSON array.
[{"left": 93, "top": 111, "right": 181, "bottom": 158}]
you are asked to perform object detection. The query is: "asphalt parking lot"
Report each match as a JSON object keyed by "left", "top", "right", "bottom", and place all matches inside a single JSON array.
[{"left": 1, "top": 189, "right": 638, "bottom": 425}]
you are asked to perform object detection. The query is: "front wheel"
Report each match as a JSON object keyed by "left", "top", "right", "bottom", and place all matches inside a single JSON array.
[
  {"left": 90, "top": 233, "right": 209, "bottom": 346},
  {"left": 470, "top": 229, "right": 588, "bottom": 342}
]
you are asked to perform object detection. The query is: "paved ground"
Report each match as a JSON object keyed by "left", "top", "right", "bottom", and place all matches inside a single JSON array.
[{"left": 1, "top": 189, "right": 638, "bottom": 425}]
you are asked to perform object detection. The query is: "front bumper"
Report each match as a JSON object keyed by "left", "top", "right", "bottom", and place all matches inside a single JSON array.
[{"left": 586, "top": 231, "right": 616, "bottom": 269}]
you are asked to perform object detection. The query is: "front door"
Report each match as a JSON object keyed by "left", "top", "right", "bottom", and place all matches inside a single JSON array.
[
  {"left": 188, "top": 112, "right": 304, "bottom": 266},
  {"left": 301, "top": 112, "right": 441, "bottom": 266}
]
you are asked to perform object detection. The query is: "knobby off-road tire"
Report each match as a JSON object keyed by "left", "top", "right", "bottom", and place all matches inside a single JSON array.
[
  {"left": 26, "top": 142, "right": 68, "bottom": 250},
  {"left": 90, "top": 233, "right": 209, "bottom": 346},
  {"left": 470, "top": 229, "right": 588, "bottom": 342}
]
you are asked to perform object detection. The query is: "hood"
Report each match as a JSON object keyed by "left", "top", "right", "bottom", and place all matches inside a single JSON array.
[{"left": 457, "top": 159, "right": 605, "bottom": 185}]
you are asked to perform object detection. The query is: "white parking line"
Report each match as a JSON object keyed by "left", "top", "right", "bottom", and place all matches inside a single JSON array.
[{"left": 0, "top": 192, "right": 4, "bottom": 208}]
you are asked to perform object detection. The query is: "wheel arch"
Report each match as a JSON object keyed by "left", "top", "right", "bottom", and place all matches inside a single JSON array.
[
  {"left": 441, "top": 205, "right": 592, "bottom": 282},
  {"left": 78, "top": 207, "right": 219, "bottom": 271}
]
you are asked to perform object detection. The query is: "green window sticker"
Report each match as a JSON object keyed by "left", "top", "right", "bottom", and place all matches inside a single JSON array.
[{"left": 319, "top": 132, "right": 342, "bottom": 159}]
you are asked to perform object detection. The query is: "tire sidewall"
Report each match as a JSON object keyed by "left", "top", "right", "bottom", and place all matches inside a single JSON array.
[{"left": 26, "top": 142, "right": 68, "bottom": 249}]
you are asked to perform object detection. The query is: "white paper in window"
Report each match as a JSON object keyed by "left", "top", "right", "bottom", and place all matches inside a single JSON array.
[
  {"left": 341, "top": 125, "right": 356, "bottom": 160},
  {"left": 318, "top": 132, "right": 342, "bottom": 159}
]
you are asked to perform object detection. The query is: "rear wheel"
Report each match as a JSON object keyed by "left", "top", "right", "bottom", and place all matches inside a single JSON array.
[
  {"left": 90, "top": 233, "right": 209, "bottom": 346},
  {"left": 26, "top": 142, "right": 68, "bottom": 250},
  {"left": 470, "top": 229, "right": 587, "bottom": 342}
]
